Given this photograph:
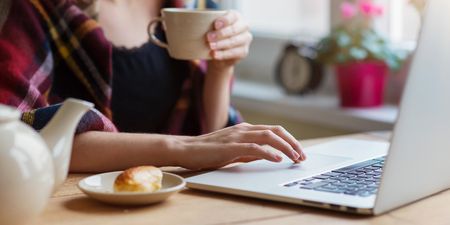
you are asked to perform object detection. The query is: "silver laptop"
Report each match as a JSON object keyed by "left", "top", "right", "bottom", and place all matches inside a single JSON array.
[{"left": 186, "top": 0, "right": 450, "bottom": 215}]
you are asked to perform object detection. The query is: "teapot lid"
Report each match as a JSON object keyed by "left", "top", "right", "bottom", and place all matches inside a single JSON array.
[{"left": 0, "top": 104, "right": 20, "bottom": 122}]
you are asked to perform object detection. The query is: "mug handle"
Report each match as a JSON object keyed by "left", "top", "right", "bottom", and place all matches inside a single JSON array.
[{"left": 147, "top": 17, "right": 169, "bottom": 49}]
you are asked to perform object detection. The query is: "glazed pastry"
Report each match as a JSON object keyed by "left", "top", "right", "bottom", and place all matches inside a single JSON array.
[{"left": 114, "top": 166, "right": 163, "bottom": 193}]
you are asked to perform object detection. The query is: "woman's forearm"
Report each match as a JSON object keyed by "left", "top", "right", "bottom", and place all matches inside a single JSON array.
[
  {"left": 70, "top": 131, "right": 184, "bottom": 173},
  {"left": 70, "top": 123, "right": 306, "bottom": 172},
  {"left": 203, "top": 63, "right": 234, "bottom": 133}
]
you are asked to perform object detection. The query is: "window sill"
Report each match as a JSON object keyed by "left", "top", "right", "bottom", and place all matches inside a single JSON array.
[{"left": 231, "top": 80, "right": 398, "bottom": 132}]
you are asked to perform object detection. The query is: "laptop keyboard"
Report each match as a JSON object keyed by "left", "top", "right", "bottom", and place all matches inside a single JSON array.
[{"left": 284, "top": 156, "right": 385, "bottom": 197}]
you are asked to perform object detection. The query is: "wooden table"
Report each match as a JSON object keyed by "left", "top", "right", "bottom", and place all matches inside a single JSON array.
[{"left": 35, "top": 132, "right": 450, "bottom": 225}]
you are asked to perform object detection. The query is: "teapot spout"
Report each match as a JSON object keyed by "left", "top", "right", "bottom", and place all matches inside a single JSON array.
[{"left": 40, "top": 98, "right": 93, "bottom": 191}]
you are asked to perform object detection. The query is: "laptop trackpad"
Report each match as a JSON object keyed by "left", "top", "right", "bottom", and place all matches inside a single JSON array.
[
  {"left": 204, "top": 153, "right": 353, "bottom": 188},
  {"left": 223, "top": 153, "right": 352, "bottom": 174}
]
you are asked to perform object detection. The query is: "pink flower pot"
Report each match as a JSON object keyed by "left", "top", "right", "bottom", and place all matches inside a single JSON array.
[{"left": 335, "top": 61, "right": 387, "bottom": 107}]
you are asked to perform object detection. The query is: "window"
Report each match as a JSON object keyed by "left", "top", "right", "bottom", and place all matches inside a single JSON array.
[
  {"left": 221, "top": 0, "right": 329, "bottom": 39},
  {"left": 377, "top": 0, "right": 422, "bottom": 45},
  {"left": 219, "top": 0, "right": 422, "bottom": 84},
  {"left": 221, "top": 0, "right": 422, "bottom": 44}
]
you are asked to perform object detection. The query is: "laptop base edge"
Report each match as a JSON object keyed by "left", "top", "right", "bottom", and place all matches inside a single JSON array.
[{"left": 186, "top": 183, "right": 375, "bottom": 215}]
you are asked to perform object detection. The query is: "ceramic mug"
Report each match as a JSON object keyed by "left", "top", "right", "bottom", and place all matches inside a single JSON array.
[{"left": 148, "top": 8, "right": 227, "bottom": 60}]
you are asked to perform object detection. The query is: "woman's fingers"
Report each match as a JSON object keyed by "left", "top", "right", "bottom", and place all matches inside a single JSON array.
[
  {"left": 213, "top": 10, "right": 240, "bottom": 31},
  {"left": 207, "top": 20, "right": 249, "bottom": 42},
  {"left": 210, "top": 31, "right": 252, "bottom": 51},
  {"left": 228, "top": 143, "right": 283, "bottom": 162},
  {"left": 244, "top": 125, "right": 306, "bottom": 161},
  {"left": 241, "top": 130, "right": 301, "bottom": 162},
  {"left": 232, "top": 156, "right": 262, "bottom": 163},
  {"left": 211, "top": 45, "right": 249, "bottom": 60}
]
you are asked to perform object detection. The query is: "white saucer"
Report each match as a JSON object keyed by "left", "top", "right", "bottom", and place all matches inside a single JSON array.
[{"left": 78, "top": 171, "right": 186, "bottom": 206}]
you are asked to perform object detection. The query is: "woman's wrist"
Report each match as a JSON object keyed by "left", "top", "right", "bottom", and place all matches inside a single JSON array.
[
  {"left": 203, "top": 62, "right": 234, "bottom": 132},
  {"left": 162, "top": 135, "right": 193, "bottom": 167},
  {"left": 206, "top": 61, "right": 234, "bottom": 81}
]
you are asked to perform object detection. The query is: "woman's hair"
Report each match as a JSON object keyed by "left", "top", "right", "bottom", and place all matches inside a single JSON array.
[{"left": 0, "top": 0, "right": 12, "bottom": 33}]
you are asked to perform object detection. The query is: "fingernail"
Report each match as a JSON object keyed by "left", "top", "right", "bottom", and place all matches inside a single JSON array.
[
  {"left": 274, "top": 154, "right": 283, "bottom": 162},
  {"left": 210, "top": 42, "right": 217, "bottom": 50},
  {"left": 207, "top": 32, "right": 217, "bottom": 41},
  {"left": 292, "top": 151, "right": 300, "bottom": 160},
  {"left": 215, "top": 20, "right": 224, "bottom": 29},
  {"left": 301, "top": 152, "right": 307, "bottom": 160}
]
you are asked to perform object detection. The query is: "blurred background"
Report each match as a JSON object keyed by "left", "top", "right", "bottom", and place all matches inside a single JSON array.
[{"left": 215, "top": 0, "right": 425, "bottom": 139}]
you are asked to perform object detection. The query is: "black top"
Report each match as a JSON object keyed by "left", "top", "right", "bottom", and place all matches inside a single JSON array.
[
  {"left": 111, "top": 0, "right": 219, "bottom": 133},
  {"left": 111, "top": 41, "right": 189, "bottom": 133}
]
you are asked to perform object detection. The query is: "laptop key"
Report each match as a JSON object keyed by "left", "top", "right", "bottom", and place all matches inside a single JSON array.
[
  {"left": 347, "top": 177, "right": 362, "bottom": 182},
  {"left": 284, "top": 182, "right": 298, "bottom": 187},
  {"left": 300, "top": 181, "right": 313, "bottom": 185},
  {"left": 300, "top": 181, "right": 328, "bottom": 189},
  {"left": 341, "top": 180, "right": 357, "bottom": 185},
  {"left": 347, "top": 171, "right": 365, "bottom": 175},
  {"left": 367, "top": 166, "right": 381, "bottom": 170},
  {"left": 323, "top": 172, "right": 341, "bottom": 177},
  {"left": 358, "top": 192, "right": 373, "bottom": 197},
  {"left": 314, "top": 187, "right": 344, "bottom": 194},
  {"left": 344, "top": 191, "right": 359, "bottom": 195},
  {"left": 347, "top": 184, "right": 366, "bottom": 189},
  {"left": 333, "top": 183, "right": 347, "bottom": 187},
  {"left": 313, "top": 175, "right": 330, "bottom": 179},
  {"left": 365, "top": 178, "right": 378, "bottom": 182},
  {"left": 364, "top": 187, "right": 378, "bottom": 192},
  {"left": 357, "top": 175, "right": 373, "bottom": 179},
  {"left": 336, "top": 177, "right": 348, "bottom": 182},
  {"left": 365, "top": 172, "right": 377, "bottom": 176},
  {"left": 326, "top": 184, "right": 342, "bottom": 189}
]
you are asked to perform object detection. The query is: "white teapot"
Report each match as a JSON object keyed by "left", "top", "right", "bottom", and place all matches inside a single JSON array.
[{"left": 0, "top": 98, "right": 93, "bottom": 225}]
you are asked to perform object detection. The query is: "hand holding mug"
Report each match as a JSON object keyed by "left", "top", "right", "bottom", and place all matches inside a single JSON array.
[
  {"left": 207, "top": 10, "right": 253, "bottom": 66},
  {"left": 148, "top": 9, "right": 252, "bottom": 64}
]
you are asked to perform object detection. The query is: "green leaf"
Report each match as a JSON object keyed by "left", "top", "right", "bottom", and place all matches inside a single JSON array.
[
  {"left": 349, "top": 47, "right": 368, "bottom": 60},
  {"left": 362, "top": 40, "right": 382, "bottom": 55},
  {"left": 336, "top": 32, "right": 352, "bottom": 48}
]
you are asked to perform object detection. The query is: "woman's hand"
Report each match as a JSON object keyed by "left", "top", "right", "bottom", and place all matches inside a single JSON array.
[
  {"left": 206, "top": 10, "right": 253, "bottom": 68},
  {"left": 173, "top": 123, "right": 306, "bottom": 170}
]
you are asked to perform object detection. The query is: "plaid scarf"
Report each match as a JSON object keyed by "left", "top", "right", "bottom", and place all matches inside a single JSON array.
[
  {"left": 0, "top": 0, "right": 116, "bottom": 133},
  {"left": 0, "top": 0, "right": 241, "bottom": 135}
]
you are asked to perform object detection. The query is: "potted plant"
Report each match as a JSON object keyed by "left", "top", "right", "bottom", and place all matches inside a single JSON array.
[{"left": 317, "top": 0, "right": 406, "bottom": 107}]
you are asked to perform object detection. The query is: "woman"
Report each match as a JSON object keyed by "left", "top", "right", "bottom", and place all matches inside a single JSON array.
[{"left": 0, "top": 0, "right": 306, "bottom": 172}]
